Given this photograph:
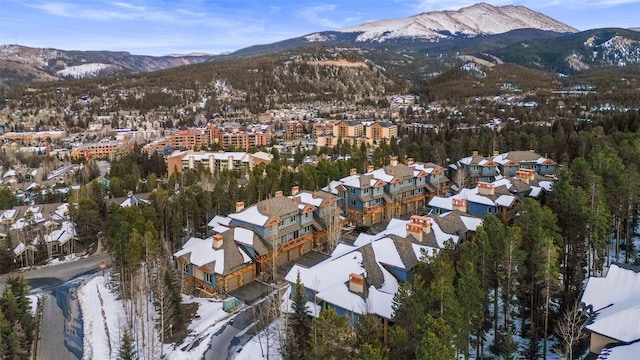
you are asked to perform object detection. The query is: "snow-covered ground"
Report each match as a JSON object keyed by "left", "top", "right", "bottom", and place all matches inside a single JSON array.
[
  {"left": 235, "top": 320, "right": 283, "bottom": 360},
  {"left": 76, "top": 272, "right": 273, "bottom": 360}
]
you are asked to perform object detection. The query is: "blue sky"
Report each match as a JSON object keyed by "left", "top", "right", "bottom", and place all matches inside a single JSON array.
[{"left": 1, "top": 0, "right": 639, "bottom": 56}]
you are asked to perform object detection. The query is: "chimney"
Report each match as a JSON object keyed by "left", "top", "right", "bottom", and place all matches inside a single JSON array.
[
  {"left": 406, "top": 215, "right": 431, "bottom": 241},
  {"left": 313, "top": 190, "right": 317, "bottom": 199},
  {"left": 213, "top": 234, "right": 223, "bottom": 249},
  {"left": 472, "top": 151, "right": 479, "bottom": 156},
  {"left": 349, "top": 273, "right": 365, "bottom": 294},
  {"left": 477, "top": 182, "right": 495, "bottom": 196},
  {"left": 235, "top": 201, "right": 245, "bottom": 212},
  {"left": 390, "top": 156, "right": 398, "bottom": 166},
  {"left": 291, "top": 186, "right": 300, "bottom": 196},
  {"left": 350, "top": 168, "right": 357, "bottom": 176},
  {"left": 367, "top": 164, "right": 374, "bottom": 173},
  {"left": 275, "top": 190, "right": 283, "bottom": 197},
  {"left": 406, "top": 157, "right": 414, "bottom": 165},
  {"left": 515, "top": 170, "right": 530, "bottom": 184},
  {"left": 493, "top": 150, "right": 499, "bottom": 156},
  {"left": 452, "top": 198, "right": 467, "bottom": 213}
]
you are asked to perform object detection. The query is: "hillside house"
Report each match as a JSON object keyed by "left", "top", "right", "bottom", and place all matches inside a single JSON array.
[{"left": 174, "top": 231, "right": 256, "bottom": 297}]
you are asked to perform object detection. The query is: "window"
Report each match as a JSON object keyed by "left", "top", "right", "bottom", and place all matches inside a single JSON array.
[
  {"left": 349, "top": 199, "right": 356, "bottom": 207},
  {"left": 204, "top": 272, "right": 214, "bottom": 284},
  {"left": 182, "top": 264, "right": 190, "bottom": 275},
  {"left": 349, "top": 187, "right": 356, "bottom": 194},
  {"left": 290, "top": 216, "right": 295, "bottom": 222}
]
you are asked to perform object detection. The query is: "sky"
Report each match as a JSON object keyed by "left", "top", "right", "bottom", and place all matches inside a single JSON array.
[{"left": 1, "top": 0, "right": 639, "bottom": 56}]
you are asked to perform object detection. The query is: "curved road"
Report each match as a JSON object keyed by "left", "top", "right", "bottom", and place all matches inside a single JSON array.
[{"left": 0, "top": 254, "right": 111, "bottom": 360}]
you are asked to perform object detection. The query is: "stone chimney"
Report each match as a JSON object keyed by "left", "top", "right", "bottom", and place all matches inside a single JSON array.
[
  {"left": 235, "top": 201, "right": 245, "bottom": 212},
  {"left": 472, "top": 150, "right": 479, "bottom": 156},
  {"left": 452, "top": 198, "right": 467, "bottom": 213},
  {"left": 390, "top": 156, "right": 398, "bottom": 167},
  {"left": 291, "top": 186, "right": 300, "bottom": 196},
  {"left": 406, "top": 157, "right": 414, "bottom": 165},
  {"left": 367, "top": 165, "right": 374, "bottom": 173},
  {"left": 275, "top": 190, "right": 283, "bottom": 197},
  {"left": 515, "top": 170, "right": 531, "bottom": 184},
  {"left": 350, "top": 168, "right": 358, "bottom": 176},
  {"left": 477, "top": 181, "right": 495, "bottom": 196},
  {"left": 493, "top": 150, "right": 499, "bottom": 156},
  {"left": 313, "top": 190, "right": 317, "bottom": 199},
  {"left": 213, "top": 234, "right": 223, "bottom": 249},
  {"left": 406, "top": 215, "right": 431, "bottom": 241},
  {"left": 349, "top": 273, "right": 365, "bottom": 294}
]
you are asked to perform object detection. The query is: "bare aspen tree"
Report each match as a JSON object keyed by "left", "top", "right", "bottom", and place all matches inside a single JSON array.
[{"left": 555, "top": 303, "right": 586, "bottom": 360}]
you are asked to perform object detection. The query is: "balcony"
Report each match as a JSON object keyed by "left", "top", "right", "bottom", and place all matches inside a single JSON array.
[{"left": 401, "top": 193, "right": 425, "bottom": 204}]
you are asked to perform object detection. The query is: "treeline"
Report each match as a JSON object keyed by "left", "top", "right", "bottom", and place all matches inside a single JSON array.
[{"left": 0, "top": 276, "right": 35, "bottom": 359}]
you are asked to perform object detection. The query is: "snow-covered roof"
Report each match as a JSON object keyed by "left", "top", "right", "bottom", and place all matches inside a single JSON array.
[
  {"left": 369, "top": 168, "right": 393, "bottom": 183},
  {"left": 2, "top": 169, "right": 16, "bottom": 178},
  {"left": 460, "top": 215, "right": 483, "bottom": 231},
  {"left": 322, "top": 180, "right": 342, "bottom": 195},
  {"left": 44, "top": 221, "right": 77, "bottom": 246},
  {"left": 597, "top": 339, "right": 640, "bottom": 359},
  {"left": 228, "top": 205, "right": 269, "bottom": 226},
  {"left": 528, "top": 186, "right": 542, "bottom": 198},
  {"left": 339, "top": 174, "right": 363, "bottom": 189},
  {"left": 428, "top": 196, "right": 452, "bottom": 210},
  {"left": 174, "top": 237, "right": 226, "bottom": 274},
  {"left": 13, "top": 242, "right": 26, "bottom": 256},
  {"left": 495, "top": 195, "right": 516, "bottom": 207},
  {"left": 582, "top": 264, "right": 640, "bottom": 342},
  {"left": 293, "top": 192, "right": 323, "bottom": 207},
  {"left": 0, "top": 209, "right": 17, "bottom": 221},
  {"left": 120, "top": 195, "right": 149, "bottom": 208},
  {"left": 233, "top": 227, "right": 255, "bottom": 246},
  {"left": 539, "top": 181, "right": 553, "bottom": 191},
  {"left": 208, "top": 215, "right": 231, "bottom": 228}
]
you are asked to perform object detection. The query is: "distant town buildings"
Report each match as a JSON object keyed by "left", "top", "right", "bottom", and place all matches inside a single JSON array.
[
  {"left": 165, "top": 150, "right": 273, "bottom": 176},
  {"left": 316, "top": 120, "right": 398, "bottom": 148}
]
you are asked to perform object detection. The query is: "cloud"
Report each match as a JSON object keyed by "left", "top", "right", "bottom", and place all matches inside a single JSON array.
[
  {"left": 26, "top": 0, "right": 239, "bottom": 27},
  {"left": 299, "top": 4, "right": 360, "bottom": 29}
]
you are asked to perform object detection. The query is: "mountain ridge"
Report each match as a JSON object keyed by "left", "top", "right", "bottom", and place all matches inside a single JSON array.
[{"left": 336, "top": 2, "right": 578, "bottom": 42}]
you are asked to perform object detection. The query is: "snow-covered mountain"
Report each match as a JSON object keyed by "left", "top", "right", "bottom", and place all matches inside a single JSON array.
[
  {"left": 0, "top": 44, "right": 219, "bottom": 85},
  {"left": 337, "top": 2, "right": 578, "bottom": 42}
]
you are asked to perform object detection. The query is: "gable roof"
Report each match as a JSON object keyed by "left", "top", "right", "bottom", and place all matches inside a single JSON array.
[
  {"left": 582, "top": 263, "right": 640, "bottom": 342},
  {"left": 173, "top": 232, "right": 253, "bottom": 276}
]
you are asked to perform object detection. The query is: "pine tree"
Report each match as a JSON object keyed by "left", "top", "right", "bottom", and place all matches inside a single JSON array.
[
  {"left": 309, "top": 308, "right": 355, "bottom": 360},
  {"left": 118, "top": 330, "right": 136, "bottom": 360},
  {"left": 287, "top": 271, "right": 311, "bottom": 360},
  {"left": 415, "top": 315, "right": 456, "bottom": 360}
]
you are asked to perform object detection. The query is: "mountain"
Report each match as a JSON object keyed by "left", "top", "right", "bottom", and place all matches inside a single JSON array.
[
  {"left": 335, "top": 2, "right": 578, "bottom": 42},
  {"left": 0, "top": 44, "right": 218, "bottom": 85},
  {"left": 491, "top": 28, "right": 640, "bottom": 73}
]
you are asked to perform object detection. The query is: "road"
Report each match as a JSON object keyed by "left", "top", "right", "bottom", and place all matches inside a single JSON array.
[
  {"left": 203, "top": 307, "right": 255, "bottom": 360},
  {"left": 0, "top": 254, "right": 110, "bottom": 360},
  {"left": 0, "top": 254, "right": 110, "bottom": 293}
]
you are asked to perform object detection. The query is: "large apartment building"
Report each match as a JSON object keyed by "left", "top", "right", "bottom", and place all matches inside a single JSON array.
[{"left": 166, "top": 150, "right": 273, "bottom": 176}]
